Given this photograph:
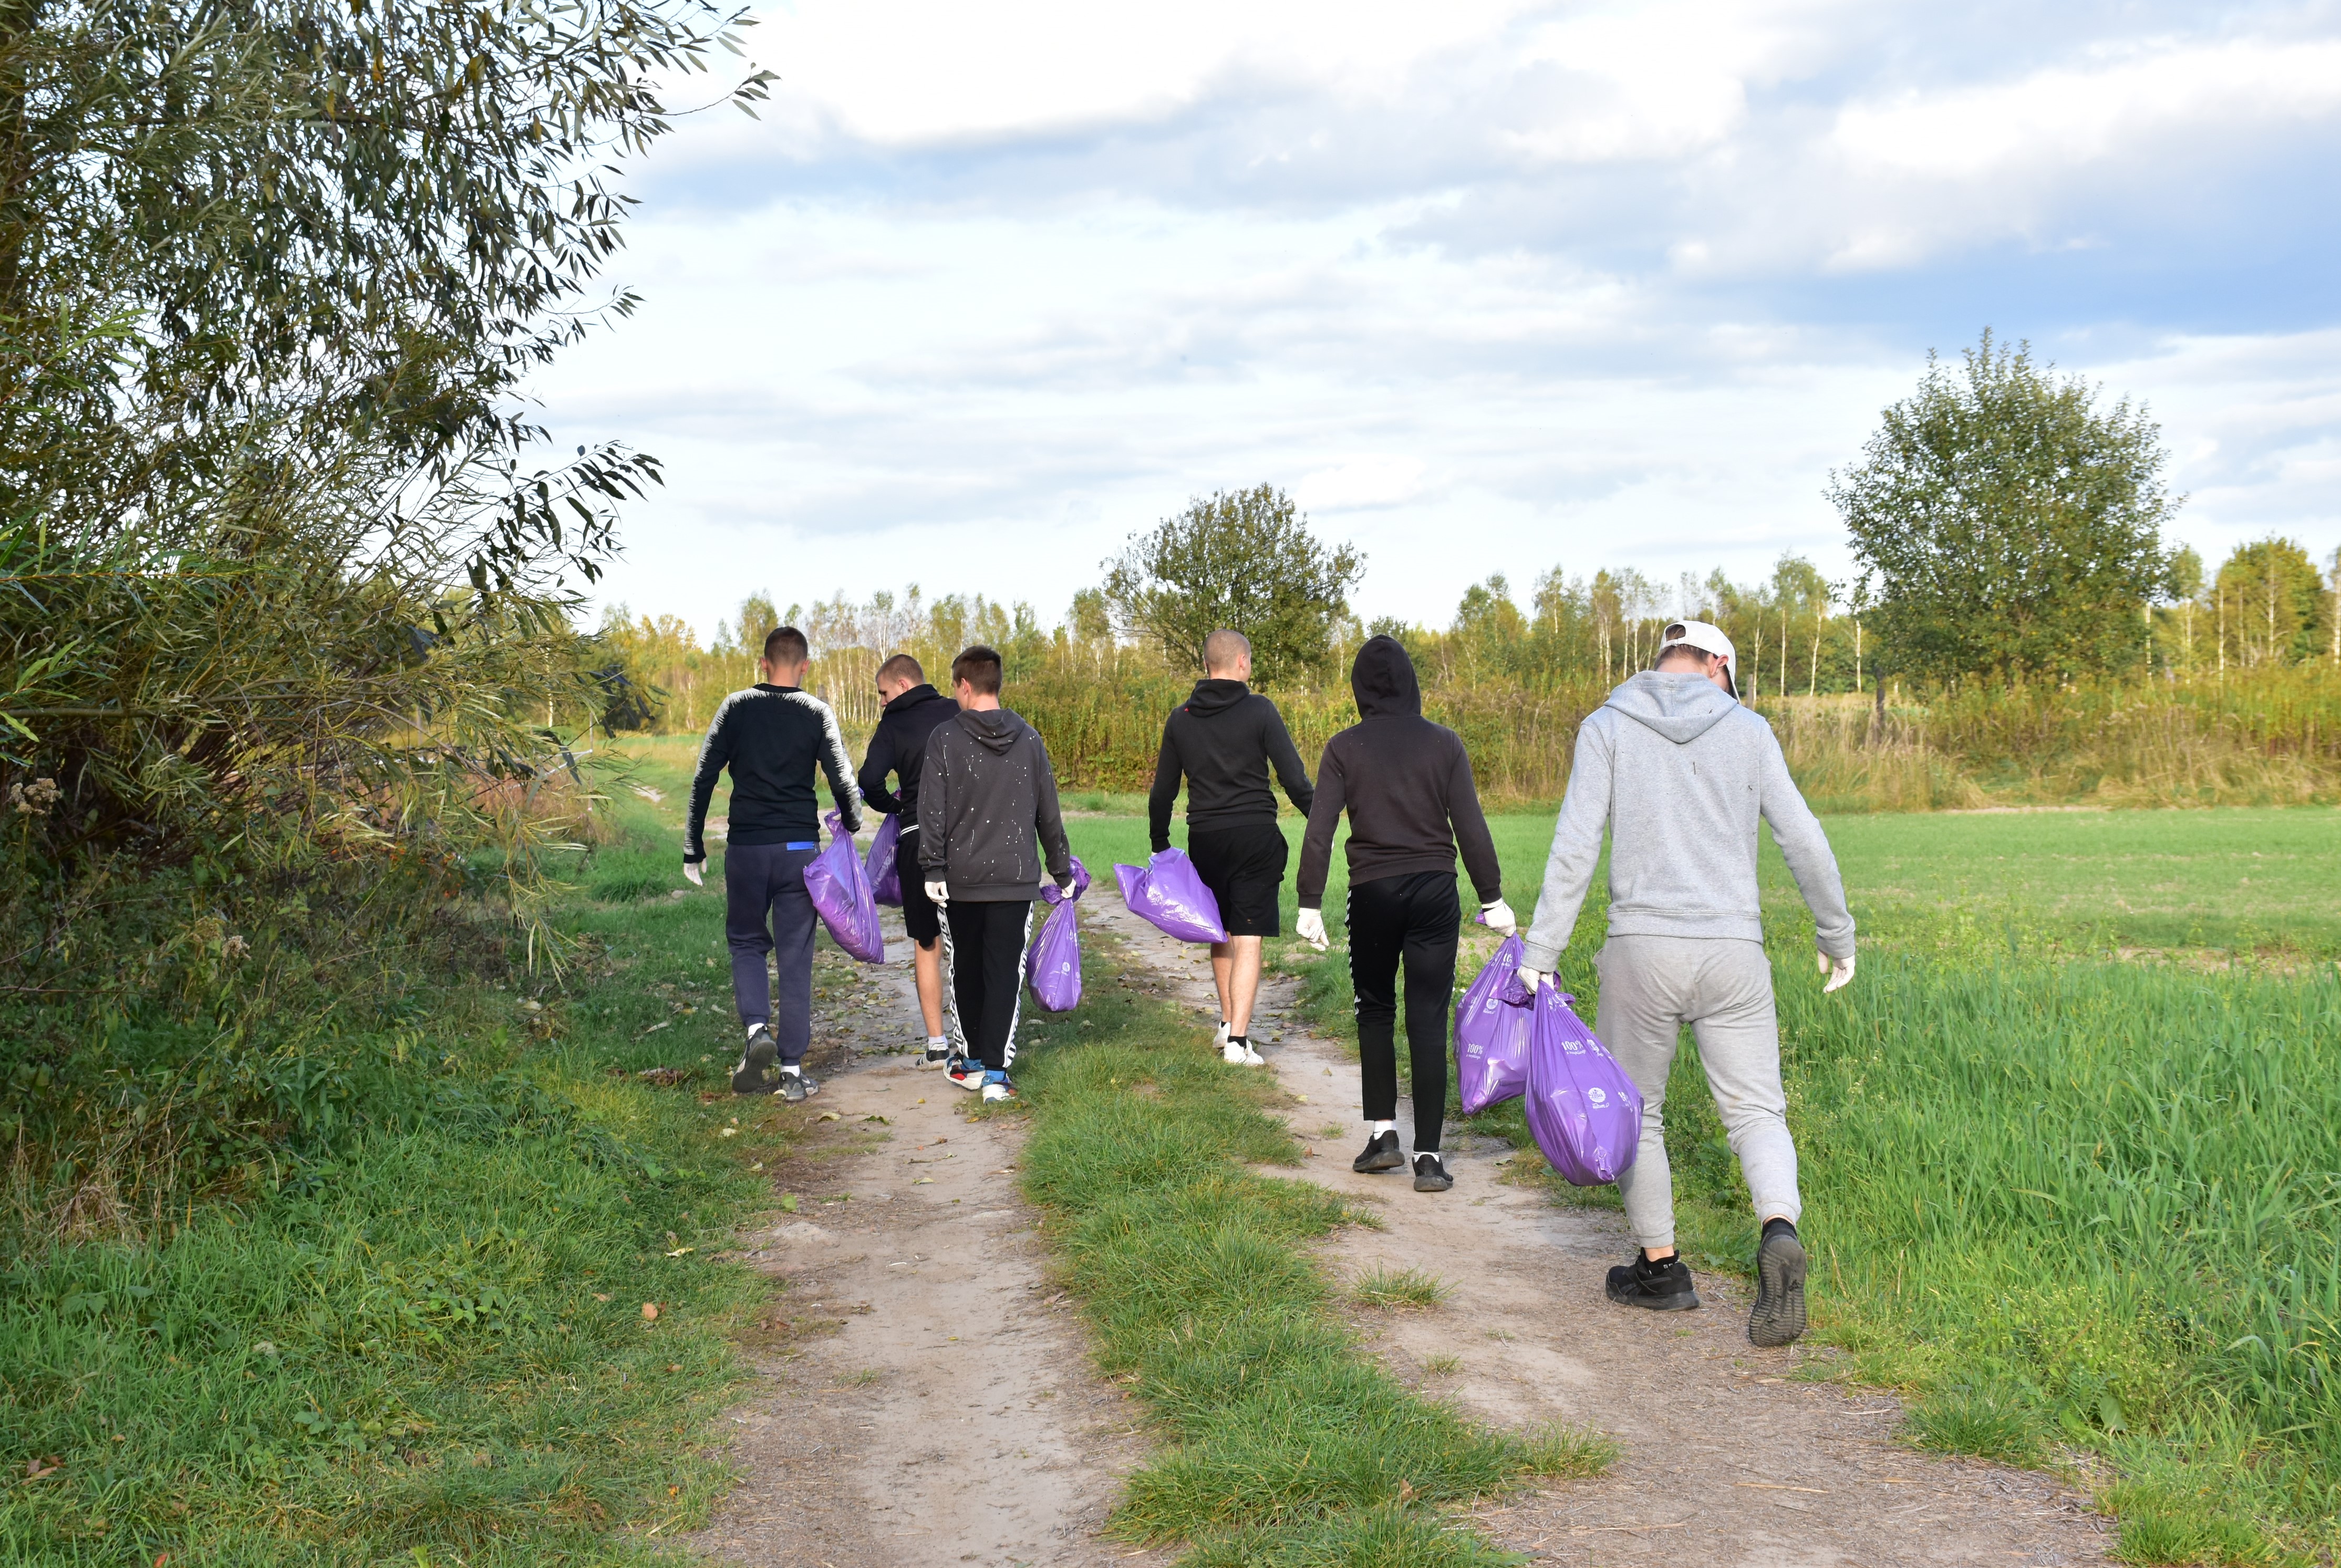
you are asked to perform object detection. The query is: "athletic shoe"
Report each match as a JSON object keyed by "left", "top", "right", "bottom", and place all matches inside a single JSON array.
[
  {"left": 1748, "top": 1220, "right": 1809, "bottom": 1347},
  {"left": 1220, "top": 1041, "right": 1257, "bottom": 1064},
  {"left": 921, "top": 1041, "right": 952, "bottom": 1068},
  {"left": 1412, "top": 1152, "right": 1453, "bottom": 1192},
  {"left": 946, "top": 1056, "right": 984, "bottom": 1092},
  {"left": 778, "top": 1067, "right": 820, "bottom": 1104},
  {"left": 1605, "top": 1251, "right": 1700, "bottom": 1312},
  {"left": 1352, "top": 1130, "right": 1404, "bottom": 1173},
  {"left": 1213, "top": 1019, "right": 1230, "bottom": 1051},
  {"left": 980, "top": 1072, "right": 1016, "bottom": 1105},
  {"left": 731, "top": 1026, "right": 778, "bottom": 1095}
]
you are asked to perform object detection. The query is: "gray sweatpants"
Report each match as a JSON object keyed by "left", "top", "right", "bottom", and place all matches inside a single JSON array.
[{"left": 1595, "top": 934, "right": 1800, "bottom": 1252}]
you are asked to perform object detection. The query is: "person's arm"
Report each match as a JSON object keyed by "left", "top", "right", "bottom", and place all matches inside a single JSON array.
[
  {"left": 813, "top": 698, "right": 864, "bottom": 834},
  {"left": 916, "top": 735, "right": 949, "bottom": 873},
  {"left": 684, "top": 700, "right": 734, "bottom": 863},
  {"left": 1759, "top": 729, "right": 1856, "bottom": 959},
  {"left": 1263, "top": 704, "right": 1314, "bottom": 818},
  {"left": 857, "top": 715, "right": 903, "bottom": 817},
  {"left": 1294, "top": 741, "right": 1346, "bottom": 909},
  {"left": 1517, "top": 718, "right": 1616, "bottom": 972},
  {"left": 1146, "top": 715, "right": 1182, "bottom": 854},
  {"left": 1443, "top": 734, "right": 1501, "bottom": 905},
  {"left": 1032, "top": 734, "right": 1073, "bottom": 884}
]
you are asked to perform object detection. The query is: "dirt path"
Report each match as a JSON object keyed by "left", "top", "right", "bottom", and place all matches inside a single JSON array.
[
  {"left": 688, "top": 912, "right": 1170, "bottom": 1568},
  {"left": 1087, "top": 898, "right": 2115, "bottom": 1567}
]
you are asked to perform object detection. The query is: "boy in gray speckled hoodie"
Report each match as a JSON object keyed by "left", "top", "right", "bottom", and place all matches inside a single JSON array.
[{"left": 1515, "top": 620, "right": 1856, "bottom": 1348}]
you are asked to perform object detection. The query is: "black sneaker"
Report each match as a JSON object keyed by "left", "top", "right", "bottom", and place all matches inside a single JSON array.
[
  {"left": 1605, "top": 1251, "right": 1700, "bottom": 1312},
  {"left": 1412, "top": 1152, "right": 1453, "bottom": 1192},
  {"left": 1748, "top": 1220, "right": 1808, "bottom": 1347},
  {"left": 1352, "top": 1130, "right": 1404, "bottom": 1173},
  {"left": 732, "top": 1027, "right": 777, "bottom": 1095},
  {"left": 778, "top": 1067, "right": 820, "bottom": 1104}
]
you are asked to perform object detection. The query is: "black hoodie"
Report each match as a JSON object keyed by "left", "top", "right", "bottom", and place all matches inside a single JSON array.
[
  {"left": 1147, "top": 678, "right": 1315, "bottom": 851},
  {"left": 1296, "top": 637, "right": 1501, "bottom": 908},
  {"left": 915, "top": 706, "right": 1073, "bottom": 902},
  {"left": 857, "top": 682, "right": 958, "bottom": 818}
]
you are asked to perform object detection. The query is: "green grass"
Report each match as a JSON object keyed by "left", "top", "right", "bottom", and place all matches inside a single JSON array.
[{"left": 1353, "top": 1268, "right": 1451, "bottom": 1310}]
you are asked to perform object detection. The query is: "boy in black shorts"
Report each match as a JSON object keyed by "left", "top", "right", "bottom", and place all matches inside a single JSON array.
[
  {"left": 1147, "top": 629, "right": 1314, "bottom": 1065},
  {"left": 858, "top": 653, "right": 960, "bottom": 1066}
]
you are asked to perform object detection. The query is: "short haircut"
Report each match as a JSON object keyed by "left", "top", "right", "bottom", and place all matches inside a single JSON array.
[
  {"left": 1203, "top": 628, "right": 1251, "bottom": 674},
  {"left": 877, "top": 652, "right": 924, "bottom": 686},
  {"left": 762, "top": 625, "right": 808, "bottom": 666},
  {"left": 1654, "top": 643, "right": 1712, "bottom": 671},
  {"left": 951, "top": 645, "right": 1003, "bottom": 696}
]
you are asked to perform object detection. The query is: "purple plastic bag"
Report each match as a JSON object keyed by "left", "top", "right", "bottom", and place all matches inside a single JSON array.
[
  {"left": 864, "top": 813, "right": 903, "bottom": 907},
  {"left": 1024, "top": 857, "right": 1089, "bottom": 1012},
  {"left": 804, "top": 811, "right": 885, "bottom": 963},
  {"left": 1521, "top": 981, "right": 1642, "bottom": 1186},
  {"left": 1112, "top": 848, "right": 1227, "bottom": 944},
  {"left": 1454, "top": 934, "right": 1532, "bottom": 1115}
]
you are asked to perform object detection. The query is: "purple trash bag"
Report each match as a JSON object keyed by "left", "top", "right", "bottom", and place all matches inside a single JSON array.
[
  {"left": 1454, "top": 934, "right": 1533, "bottom": 1115},
  {"left": 1521, "top": 981, "right": 1642, "bottom": 1186},
  {"left": 1025, "top": 857, "right": 1089, "bottom": 1012},
  {"left": 1111, "top": 848, "right": 1227, "bottom": 943},
  {"left": 864, "top": 813, "right": 903, "bottom": 907},
  {"left": 804, "top": 811, "right": 885, "bottom": 963}
]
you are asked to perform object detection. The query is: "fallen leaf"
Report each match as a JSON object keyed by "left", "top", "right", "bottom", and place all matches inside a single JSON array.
[
  {"left": 25, "top": 1457, "right": 61, "bottom": 1481},
  {"left": 913, "top": 1178, "right": 934, "bottom": 1185},
  {"left": 779, "top": 1194, "right": 799, "bottom": 1212},
  {"left": 818, "top": 1112, "right": 841, "bottom": 1122},
  {"left": 640, "top": 1021, "right": 672, "bottom": 1036},
  {"left": 667, "top": 1364, "right": 682, "bottom": 1373},
  {"left": 718, "top": 1127, "right": 738, "bottom": 1138},
  {"left": 665, "top": 1245, "right": 695, "bottom": 1258},
  {"left": 930, "top": 1137, "right": 948, "bottom": 1145},
  {"left": 593, "top": 1293, "right": 610, "bottom": 1303},
  {"left": 862, "top": 1114, "right": 890, "bottom": 1124},
  {"left": 641, "top": 1303, "right": 660, "bottom": 1322}
]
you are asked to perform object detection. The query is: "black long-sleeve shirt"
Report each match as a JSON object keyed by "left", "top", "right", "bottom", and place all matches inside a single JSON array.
[
  {"left": 685, "top": 686, "right": 862, "bottom": 861},
  {"left": 1147, "top": 679, "right": 1314, "bottom": 851},
  {"left": 856, "top": 682, "right": 958, "bottom": 817}
]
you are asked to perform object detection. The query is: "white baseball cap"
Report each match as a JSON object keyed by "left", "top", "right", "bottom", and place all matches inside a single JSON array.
[{"left": 1657, "top": 619, "right": 1738, "bottom": 697}]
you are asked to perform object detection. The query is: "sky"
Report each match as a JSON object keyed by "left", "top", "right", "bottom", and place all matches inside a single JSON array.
[{"left": 535, "top": 0, "right": 2341, "bottom": 641}]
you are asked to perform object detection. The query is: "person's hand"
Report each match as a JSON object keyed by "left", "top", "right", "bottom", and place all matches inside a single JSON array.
[
  {"left": 683, "top": 859, "right": 704, "bottom": 887},
  {"left": 1055, "top": 873, "right": 1076, "bottom": 895},
  {"left": 1480, "top": 898, "right": 1517, "bottom": 936},
  {"left": 1294, "top": 908, "right": 1329, "bottom": 951},
  {"left": 1514, "top": 966, "right": 1548, "bottom": 995},
  {"left": 925, "top": 878, "right": 950, "bottom": 908},
  {"left": 1818, "top": 949, "right": 1856, "bottom": 993}
]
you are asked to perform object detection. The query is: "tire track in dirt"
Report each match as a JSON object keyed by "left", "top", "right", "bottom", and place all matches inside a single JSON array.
[{"left": 1089, "top": 897, "right": 2114, "bottom": 1567}]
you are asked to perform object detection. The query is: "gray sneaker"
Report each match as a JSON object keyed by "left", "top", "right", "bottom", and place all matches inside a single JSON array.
[
  {"left": 732, "top": 1027, "right": 778, "bottom": 1095},
  {"left": 778, "top": 1067, "right": 820, "bottom": 1104}
]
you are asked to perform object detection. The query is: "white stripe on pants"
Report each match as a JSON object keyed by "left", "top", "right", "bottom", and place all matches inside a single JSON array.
[{"left": 1594, "top": 934, "right": 1800, "bottom": 1252}]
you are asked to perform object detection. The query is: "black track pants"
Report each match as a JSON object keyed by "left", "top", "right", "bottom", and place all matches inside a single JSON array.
[
  {"left": 1348, "top": 870, "right": 1460, "bottom": 1152},
  {"left": 942, "top": 899, "right": 1033, "bottom": 1073}
]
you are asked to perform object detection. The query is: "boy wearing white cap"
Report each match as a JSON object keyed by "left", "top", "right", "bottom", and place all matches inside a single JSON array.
[{"left": 1515, "top": 620, "right": 1856, "bottom": 1347}]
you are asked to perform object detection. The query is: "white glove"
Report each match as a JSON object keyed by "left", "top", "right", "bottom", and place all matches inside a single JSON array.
[
  {"left": 925, "top": 878, "right": 950, "bottom": 908},
  {"left": 1514, "top": 966, "right": 1548, "bottom": 995},
  {"left": 682, "top": 860, "right": 704, "bottom": 887},
  {"left": 1480, "top": 898, "right": 1517, "bottom": 936},
  {"left": 1294, "top": 908, "right": 1328, "bottom": 951},
  {"left": 1819, "top": 950, "right": 1856, "bottom": 994}
]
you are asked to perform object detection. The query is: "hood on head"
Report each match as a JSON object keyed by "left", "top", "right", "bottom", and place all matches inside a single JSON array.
[
  {"left": 1351, "top": 636, "right": 1421, "bottom": 719},
  {"left": 1603, "top": 670, "right": 1739, "bottom": 744},
  {"left": 885, "top": 682, "right": 942, "bottom": 713},
  {"left": 955, "top": 707, "right": 1023, "bottom": 755},
  {"left": 1185, "top": 678, "right": 1250, "bottom": 716}
]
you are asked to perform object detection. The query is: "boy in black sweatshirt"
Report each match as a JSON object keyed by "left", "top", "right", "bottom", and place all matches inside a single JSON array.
[
  {"left": 1147, "top": 628, "right": 1313, "bottom": 1065},
  {"left": 685, "top": 626, "right": 863, "bottom": 1103},
  {"left": 858, "top": 653, "right": 960, "bottom": 1066},
  {"left": 1296, "top": 636, "right": 1515, "bottom": 1191},
  {"left": 917, "top": 645, "right": 1074, "bottom": 1104}
]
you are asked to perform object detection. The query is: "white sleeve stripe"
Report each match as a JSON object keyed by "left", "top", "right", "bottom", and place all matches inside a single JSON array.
[{"left": 784, "top": 690, "right": 864, "bottom": 814}]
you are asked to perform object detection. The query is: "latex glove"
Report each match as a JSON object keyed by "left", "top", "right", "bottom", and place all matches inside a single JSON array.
[
  {"left": 1818, "top": 950, "right": 1856, "bottom": 994},
  {"left": 925, "top": 878, "right": 950, "bottom": 908},
  {"left": 682, "top": 859, "right": 704, "bottom": 887},
  {"left": 1514, "top": 966, "right": 1548, "bottom": 995},
  {"left": 1480, "top": 898, "right": 1517, "bottom": 936},
  {"left": 1294, "top": 908, "right": 1329, "bottom": 951}
]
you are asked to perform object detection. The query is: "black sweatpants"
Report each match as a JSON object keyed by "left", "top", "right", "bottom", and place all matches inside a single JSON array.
[
  {"left": 1348, "top": 870, "right": 1460, "bottom": 1152},
  {"left": 724, "top": 840, "right": 821, "bottom": 1064},
  {"left": 942, "top": 899, "right": 1033, "bottom": 1073}
]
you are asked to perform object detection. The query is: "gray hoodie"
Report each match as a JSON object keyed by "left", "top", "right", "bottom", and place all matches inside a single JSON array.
[
  {"left": 1518, "top": 671, "right": 1855, "bottom": 970},
  {"left": 915, "top": 707, "right": 1073, "bottom": 902}
]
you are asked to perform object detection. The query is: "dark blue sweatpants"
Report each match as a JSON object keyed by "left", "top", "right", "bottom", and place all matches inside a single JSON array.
[{"left": 725, "top": 841, "right": 820, "bottom": 1063}]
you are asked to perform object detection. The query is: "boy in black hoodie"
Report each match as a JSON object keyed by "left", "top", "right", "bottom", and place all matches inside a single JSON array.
[
  {"left": 858, "top": 653, "right": 960, "bottom": 1066},
  {"left": 1148, "top": 628, "right": 1313, "bottom": 1065},
  {"left": 1296, "top": 636, "right": 1515, "bottom": 1191},
  {"left": 916, "top": 646, "right": 1074, "bottom": 1104}
]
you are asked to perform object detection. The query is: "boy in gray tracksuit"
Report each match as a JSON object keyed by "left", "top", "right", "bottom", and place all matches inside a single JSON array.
[{"left": 1515, "top": 619, "right": 1855, "bottom": 1348}]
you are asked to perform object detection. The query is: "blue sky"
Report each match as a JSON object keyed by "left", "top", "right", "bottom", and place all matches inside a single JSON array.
[{"left": 537, "top": 0, "right": 2341, "bottom": 638}]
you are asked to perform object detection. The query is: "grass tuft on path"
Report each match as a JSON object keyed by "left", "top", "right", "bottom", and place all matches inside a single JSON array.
[{"left": 1007, "top": 929, "right": 1612, "bottom": 1562}]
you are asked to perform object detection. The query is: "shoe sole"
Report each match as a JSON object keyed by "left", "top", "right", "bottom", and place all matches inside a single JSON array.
[
  {"left": 1353, "top": 1152, "right": 1406, "bottom": 1174},
  {"left": 1749, "top": 1233, "right": 1808, "bottom": 1347},
  {"left": 1413, "top": 1173, "right": 1453, "bottom": 1192},
  {"left": 949, "top": 1073, "right": 984, "bottom": 1093},
  {"left": 1605, "top": 1278, "right": 1702, "bottom": 1311},
  {"left": 732, "top": 1037, "right": 778, "bottom": 1095}
]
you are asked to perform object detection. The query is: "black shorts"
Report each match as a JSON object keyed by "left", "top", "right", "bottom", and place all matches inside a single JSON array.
[
  {"left": 1186, "top": 823, "right": 1289, "bottom": 938},
  {"left": 896, "top": 824, "right": 941, "bottom": 946}
]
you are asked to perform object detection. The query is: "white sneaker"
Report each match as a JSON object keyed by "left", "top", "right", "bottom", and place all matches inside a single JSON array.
[
  {"left": 1221, "top": 1041, "right": 1247, "bottom": 1064},
  {"left": 1239, "top": 1045, "right": 1266, "bottom": 1066},
  {"left": 1212, "top": 1019, "right": 1230, "bottom": 1050}
]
